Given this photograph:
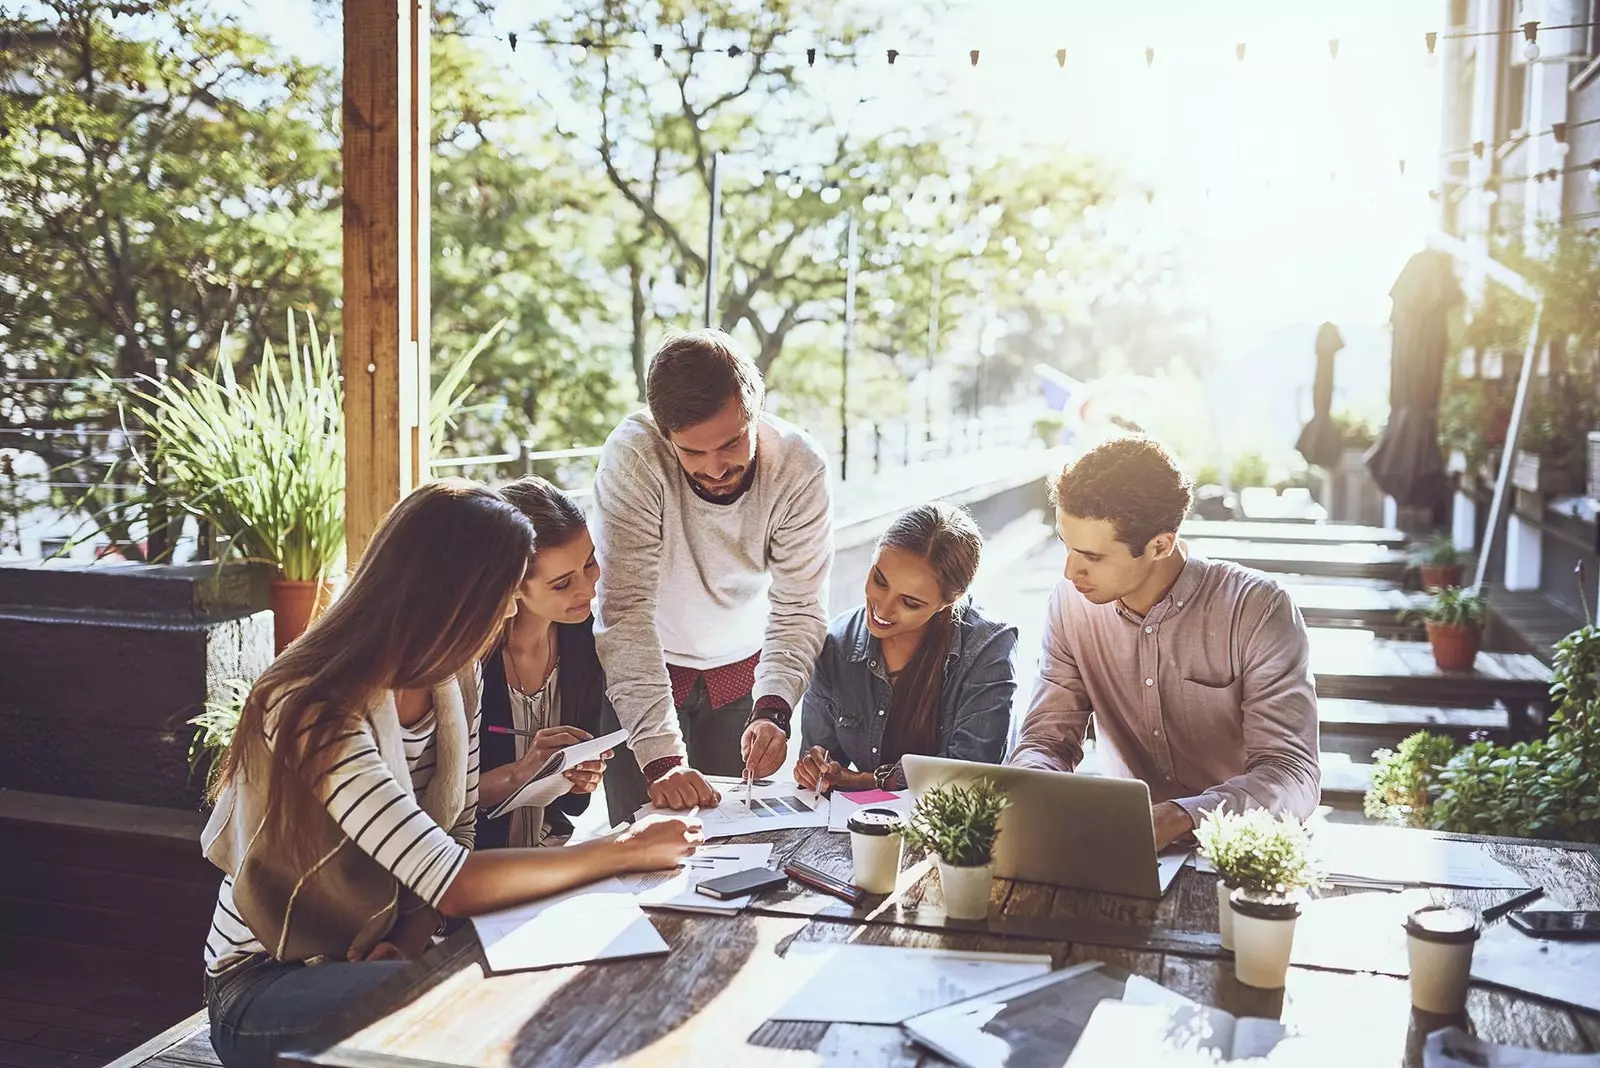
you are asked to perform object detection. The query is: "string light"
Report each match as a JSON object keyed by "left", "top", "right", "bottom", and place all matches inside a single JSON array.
[
  {"left": 1328, "top": 38, "right": 1339, "bottom": 60},
  {"left": 1523, "top": 21, "right": 1540, "bottom": 61},
  {"left": 728, "top": 44, "right": 743, "bottom": 58},
  {"left": 1472, "top": 141, "right": 1485, "bottom": 159},
  {"left": 1145, "top": 45, "right": 1155, "bottom": 67},
  {"left": 1235, "top": 42, "right": 1246, "bottom": 62},
  {"left": 1055, "top": 48, "right": 1066, "bottom": 68},
  {"left": 969, "top": 49, "right": 980, "bottom": 67},
  {"left": 887, "top": 48, "right": 898, "bottom": 65},
  {"left": 1425, "top": 31, "right": 1438, "bottom": 66},
  {"left": 1590, "top": 162, "right": 1600, "bottom": 187},
  {"left": 508, "top": 31, "right": 517, "bottom": 52},
  {"left": 806, "top": 47, "right": 816, "bottom": 67}
]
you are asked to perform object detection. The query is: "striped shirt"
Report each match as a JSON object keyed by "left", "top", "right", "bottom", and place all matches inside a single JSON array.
[{"left": 204, "top": 702, "right": 480, "bottom": 972}]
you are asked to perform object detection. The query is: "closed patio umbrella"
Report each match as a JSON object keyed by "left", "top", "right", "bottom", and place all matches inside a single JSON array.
[
  {"left": 1366, "top": 250, "right": 1462, "bottom": 507},
  {"left": 1295, "top": 322, "right": 1345, "bottom": 468}
]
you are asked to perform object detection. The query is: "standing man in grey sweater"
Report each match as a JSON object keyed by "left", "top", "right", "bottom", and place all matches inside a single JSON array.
[{"left": 594, "top": 330, "right": 834, "bottom": 821}]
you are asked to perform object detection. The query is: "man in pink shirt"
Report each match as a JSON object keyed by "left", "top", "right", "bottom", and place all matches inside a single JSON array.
[{"left": 1009, "top": 436, "right": 1320, "bottom": 848}]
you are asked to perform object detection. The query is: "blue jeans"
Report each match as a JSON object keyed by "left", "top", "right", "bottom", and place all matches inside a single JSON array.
[
  {"left": 205, "top": 954, "right": 406, "bottom": 1068},
  {"left": 600, "top": 679, "right": 751, "bottom": 826}
]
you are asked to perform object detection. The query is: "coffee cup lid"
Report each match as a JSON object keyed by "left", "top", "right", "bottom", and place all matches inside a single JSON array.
[
  {"left": 848, "top": 807, "right": 904, "bottom": 836},
  {"left": 1404, "top": 905, "right": 1482, "bottom": 944}
]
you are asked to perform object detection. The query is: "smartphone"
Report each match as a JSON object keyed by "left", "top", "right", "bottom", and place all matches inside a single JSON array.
[
  {"left": 1508, "top": 911, "right": 1600, "bottom": 940},
  {"left": 694, "top": 867, "right": 788, "bottom": 901}
]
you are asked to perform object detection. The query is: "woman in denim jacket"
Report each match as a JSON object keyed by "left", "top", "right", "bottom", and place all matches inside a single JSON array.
[{"left": 796, "top": 503, "right": 1019, "bottom": 793}]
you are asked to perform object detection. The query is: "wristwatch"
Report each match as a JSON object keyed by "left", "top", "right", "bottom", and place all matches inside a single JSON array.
[{"left": 873, "top": 763, "right": 899, "bottom": 791}]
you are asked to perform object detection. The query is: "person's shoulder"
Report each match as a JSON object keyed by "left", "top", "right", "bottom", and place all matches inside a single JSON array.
[
  {"left": 826, "top": 604, "right": 869, "bottom": 649},
  {"left": 602, "top": 411, "right": 669, "bottom": 465},
  {"left": 1193, "top": 555, "right": 1296, "bottom": 626},
  {"left": 957, "top": 598, "right": 1017, "bottom": 644},
  {"left": 759, "top": 412, "right": 829, "bottom": 475}
]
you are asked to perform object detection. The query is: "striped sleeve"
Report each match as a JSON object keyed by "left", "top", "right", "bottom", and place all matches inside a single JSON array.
[
  {"left": 312, "top": 725, "right": 468, "bottom": 907},
  {"left": 449, "top": 702, "right": 481, "bottom": 850}
]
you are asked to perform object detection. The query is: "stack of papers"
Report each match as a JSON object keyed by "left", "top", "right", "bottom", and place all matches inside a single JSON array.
[
  {"left": 625, "top": 843, "right": 776, "bottom": 915},
  {"left": 1312, "top": 825, "right": 1531, "bottom": 889},
  {"left": 470, "top": 877, "right": 668, "bottom": 974},
  {"left": 827, "top": 788, "right": 913, "bottom": 833},
  {"left": 635, "top": 779, "right": 830, "bottom": 838},
  {"left": 485, "top": 729, "right": 628, "bottom": 819},
  {"left": 768, "top": 945, "right": 1053, "bottom": 1025}
]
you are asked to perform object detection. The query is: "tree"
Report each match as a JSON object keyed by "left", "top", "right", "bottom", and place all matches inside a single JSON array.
[{"left": 0, "top": 0, "right": 339, "bottom": 557}]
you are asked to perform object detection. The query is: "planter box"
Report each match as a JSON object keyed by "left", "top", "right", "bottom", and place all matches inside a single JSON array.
[{"left": 1512, "top": 450, "right": 1583, "bottom": 497}]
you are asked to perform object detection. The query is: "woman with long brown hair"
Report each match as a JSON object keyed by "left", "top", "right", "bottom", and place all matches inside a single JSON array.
[
  {"left": 200, "top": 479, "right": 700, "bottom": 1068},
  {"left": 795, "top": 503, "right": 1018, "bottom": 793},
  {"left": 476, "top": 476, "right": 608, "bottom": 848}
]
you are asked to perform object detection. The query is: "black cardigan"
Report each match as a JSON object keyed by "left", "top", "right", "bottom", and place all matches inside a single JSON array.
[{"left": 475, "top": 616, "right": 605, "bottom": 849}]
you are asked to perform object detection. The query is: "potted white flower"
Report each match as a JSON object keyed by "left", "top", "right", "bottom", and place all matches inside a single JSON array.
[
  {"left": 901, "top": 779, "right": 1009, "bottom": 921},
  {"left": 1195, "top": 807, "right": 1322, "bottom": 988}
]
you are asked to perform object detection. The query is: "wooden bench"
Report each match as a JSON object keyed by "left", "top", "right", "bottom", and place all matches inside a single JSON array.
[
  {"left": 1188, "top": 539, "right": 1412, "bottom": 582},
  {"left": 1282, "top": 583, "right": 1426, "bottom": 636},
  {"left": 1182, "top": 519, "right": 1406, "bottom": 548},
  {"left": 1317, "top": 697, "right": 1509, "bottom": 743},
  {"left": 1318, "top": 753, "right": 1376, "bottom": 809}
]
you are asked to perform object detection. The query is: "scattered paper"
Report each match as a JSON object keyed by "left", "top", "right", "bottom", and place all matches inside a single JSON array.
[
  {"left": 485, "top": 729, "right": 629, "bottom": 820},
  {"left": 1472, "top": 917, "right": 1600, "bottom": 1015},
  {"left": 827, "top": 788, "right": 912, "bottom": 833},
  {"left": 1314, "top": 824, "right": 1532, "bottom": 889},
  {"left": 769, "top": 945, "right": 1053, "bottom": 1025},
  {"left": 1065, "top": 999, "right": 1287, "bottom": 1066},
  {"left": 1288, "top": 889, "right": 1432, "bottom": 977},
  {"left": 623, "top": 843, "right": 775, "bottom": 915},
  {"left": 1121, "top": 974, "right": 1197, "bottom": 1008},
  {"left": 637, "top": 779, "right": 830, "bottom": 838},
  {"left": 471, "top": 877, "right": 668, "bottom": 974},
  {"left": 1426, "top": 1027, "right": 1600, "bottom": 1067},
  {"left": 902, "top": 963, "right": 1123, "bottom": 1068}
]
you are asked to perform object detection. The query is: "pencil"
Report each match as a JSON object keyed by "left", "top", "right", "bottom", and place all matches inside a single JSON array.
[
  {"left": 1483, "top": 886, "right": 1544, "bottom": 922},
  {"left": 485, "top": 724, "right": 539, "bottom": 738}
]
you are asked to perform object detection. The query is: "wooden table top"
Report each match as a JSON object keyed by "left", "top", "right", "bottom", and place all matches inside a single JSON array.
[
  {"left": 1308, "top": 627, "right": 1553, "bottom": 710},
  {"left": 286, "top": 825, "right": 1600, "bottom": 1068},
  {"left": 1188, "top": 540, "right": 1412, "bottom": 582},
  {"left": 1182, "top": 520, "right": 1408, "bottom": 548}
]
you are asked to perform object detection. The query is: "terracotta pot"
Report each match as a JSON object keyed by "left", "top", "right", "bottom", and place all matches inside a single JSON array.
[
  {"left": 270, "top": 578, "right": 333, "bottom": 653},
  {"left": 1425, "top": 621, "right": 1480, "bottom": 673},
  {"left": 1420, "top": 564, "right": 1465, "bottom": 591}
]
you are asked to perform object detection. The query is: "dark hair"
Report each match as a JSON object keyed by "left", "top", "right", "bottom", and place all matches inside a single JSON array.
[
  {"left": 498, "top": 475, "right": 587, "bottom": 549},
  {"left": 215, "top": 479, "right": 534, "bottom": 867},
  {"left": 878, "top": 503, "right": 984, "bottom": 762},
  {"left": 1050, "top": 435, "right": 1194, "bottom": 555},
  {"left": 645, "top": 329, "right": 765, "bottom": 433}
]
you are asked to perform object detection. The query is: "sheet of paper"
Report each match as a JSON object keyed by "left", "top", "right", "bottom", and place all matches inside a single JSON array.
[
  {"left": 1426, "top": 1027, "right": 1600, "bottom": 1067},
  {"left": 470, "top": 877, "right": 668, "bottom": 974},
  {"left": 1314, "top": 824, "right": 1532, "bottom": 889},
  {"left": 624, "top": 843, "right": 775, "bottom": 915},
  {"left": 1289, "top": 889, "right": 1432, "bottom": 977},
  {"left": 485, "top": 728, "right": 629, "bottom": 820},
  {"left": 1121, "top": 974, "right": 1198, "bottom": 1008},
  {"left": 902, "top": 963, "right": 1122, "bottom": 1068},
  {"left": 769, "top": 945, "right": 1053, "bottom": 1025},
  {"left": 1157, "top": 850, "right": 1192, "bottom": 894},
  {"left": 1065, "top": 1001, "right": 1236, "bottom": 1066},
  {"left": 827, "top": 788, "right": 912, "bottom": 833},
  {"left": 637, "top": 779, "right": 830, "bottom": 838},
  {"left": 1472, "top": 917, "right": 1600, "bottom": 1015}
]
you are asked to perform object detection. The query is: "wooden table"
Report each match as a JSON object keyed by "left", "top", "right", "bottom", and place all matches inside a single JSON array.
[
  {"left": 253, "top": 825, "right": 1600, "bottom": 1068},
  {"left": 1284, "top": 583, "right": 1426, "bottom": 636},
  {"left": 1308, "top": 628, "right": 1553, "bottom": 740},
  {"left": 1188, "top": 540, "right": 1412, "bottom": 583},
  {"left": 1182, "top": 520, "right": 1408, "bottom": 549}
]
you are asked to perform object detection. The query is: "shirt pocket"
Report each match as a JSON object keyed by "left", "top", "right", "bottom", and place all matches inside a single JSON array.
[{"left": 1177, "top": 676, "right": 1245, "bottom": 749}]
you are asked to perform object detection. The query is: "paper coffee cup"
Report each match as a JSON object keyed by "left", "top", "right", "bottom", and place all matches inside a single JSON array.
[
  {"left": 848, "top": 806, "right": 904, "bottom": 894},
  {"left": 1404, "top": 905, "right": 1481, "bottom": 1015}
]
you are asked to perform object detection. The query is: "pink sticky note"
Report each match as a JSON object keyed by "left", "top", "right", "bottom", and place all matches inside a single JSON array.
[{"left": 839, "top": 789, "right": 900, "bottom": 804}]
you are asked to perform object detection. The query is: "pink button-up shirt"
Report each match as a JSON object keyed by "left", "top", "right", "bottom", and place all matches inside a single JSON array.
[{"left": 1009, "top": 551, "right": 1320, "bottom": 822}]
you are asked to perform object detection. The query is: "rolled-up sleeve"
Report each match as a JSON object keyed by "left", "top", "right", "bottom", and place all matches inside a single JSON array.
[
  {"left": 1008, "top": 583, "right": 1094, "bottom": 772},
  {"left": 1169, "top": 588, "right": 1321, "bottom": 823}
]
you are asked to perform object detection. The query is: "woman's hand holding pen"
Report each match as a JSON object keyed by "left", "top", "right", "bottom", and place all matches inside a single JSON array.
[{"left": 794, "top": 745, "right": 873, "bottom": 794}]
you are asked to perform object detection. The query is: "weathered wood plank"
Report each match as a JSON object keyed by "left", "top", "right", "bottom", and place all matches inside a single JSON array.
[
  {"left": 1309, "top": 628, "right": 1552, "bottom": 715},
  {"left": 1188, "top": 539, "right": 1411, "bottom": 581},
  {"left": 1180, "top": 520, "right": 1407, "bottom": 547}
]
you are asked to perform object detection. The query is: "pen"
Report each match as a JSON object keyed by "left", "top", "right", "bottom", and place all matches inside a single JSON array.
[
  {"left": 784, "top": 862, "right": 866, "bottom": 906},
  {"left": 1483, "top": 886, "right": 1545, "bottom": 923},
  {"left": 486, "top": 725, "right": 540, "bottom": 738},
  {"left": 744, "top": 769, "right": 752, "bottom": 811}
]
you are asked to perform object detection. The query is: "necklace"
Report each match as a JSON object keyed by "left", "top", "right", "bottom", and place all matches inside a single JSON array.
[{"left": 504, "top": 627, "right": 558, "bottom": 729}]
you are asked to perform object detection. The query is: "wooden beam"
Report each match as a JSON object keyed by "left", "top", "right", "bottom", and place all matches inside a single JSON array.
[{"left": 343, "top": 0, "right": 430, "bottom": 565}]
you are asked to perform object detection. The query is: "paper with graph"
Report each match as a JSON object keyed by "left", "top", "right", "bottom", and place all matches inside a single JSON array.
[
  {"left": 634, "top": 779, "right": 829, "bottom": 838},
  {"left": 768, "top": 945, "right": 1054, "bottom": 1025}
]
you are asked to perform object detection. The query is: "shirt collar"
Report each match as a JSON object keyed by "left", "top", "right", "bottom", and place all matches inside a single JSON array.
[{"left": 1114, "top": 544, "right": 1209, "bottom": 623}]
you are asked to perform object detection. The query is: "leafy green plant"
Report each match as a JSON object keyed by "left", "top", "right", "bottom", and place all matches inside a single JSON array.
[
  {"left": 187, "top": 678, "right": 251, "bottom": 791},
  {"left": 1194, "top": 806, "right": 1322, "bottom": 895},
  {"left": 1363, "top": 731, "right": 1459, "bottom": 827},
  {"left": 1422, "top": 536, "right": 1462, "bottom": 568},
  {"left": 129, "top": 310, "right": 346, "bottom": 583},
  {"left": 429, "top": 318, "right": 508, "bottom": 456},
  {"left": 1330, "top": 410, "right": 1380, "bottom": 451},
  {"left": 1404, "top": 587, "right": 1485, "bottom": 629},
  {"left": 1032, "top": 412, "right": 1069, "bottom": 447},
  {"left": 1229, "top": 451, "right": 1269, "bottom": 490},
  {"left": 1550, "top": 625, "right": 1600, "bottom": 723},
  {"left": 901, "top": 780, "right": 1010, "bottom": 867}
]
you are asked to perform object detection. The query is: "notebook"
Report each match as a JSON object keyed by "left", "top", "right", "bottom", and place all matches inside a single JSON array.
[{"left": 485, "top": 729, "right": 628, "bottom": 819}]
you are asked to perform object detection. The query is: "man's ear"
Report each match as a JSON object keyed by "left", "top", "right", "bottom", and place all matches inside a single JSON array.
[{"left": 1147, "top": 532, "right": 1177, "bottom": 559}]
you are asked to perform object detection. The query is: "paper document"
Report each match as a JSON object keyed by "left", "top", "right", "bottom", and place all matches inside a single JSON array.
[
  {"left": 1426, "top": 1027, "right": 1600, "bottom": 1067},
  {"left": 1066, "top": 1000, "right": 1287, "bottom": 1065},
  {"left": 471, "top": 877, "right": 668, "bottom": 974},
  {"left": 827, "top": 788, "right": 912, "bottom": 833},
  {"left": 623, "top": 843, "right": 775, "bottom": 915},
  {"left": 1472, "top": 916, "right": 1600, "bottom": 1015},
  {"left": 636, "top": 779, "right": 829, "bottom": 838},
  {"left": 902, "top": 963, "right": 1128, "bottom": 1068},
  {"left": 1314, "top": 824, "right": 1531, "bottom": 889},
  {"left": 1289, "top": 889, "right": 1431, "bottom": 977},
  {"left": 769, "top": 945, "right": 1053, "bottom": 1025},
  {"left": 485, "top": 729, "right": 628, "bottom": 820}
]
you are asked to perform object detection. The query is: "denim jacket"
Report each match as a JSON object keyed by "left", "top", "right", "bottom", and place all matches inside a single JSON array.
[{"left": 799, "top": 597, "right": 1018, "bottom": 787}]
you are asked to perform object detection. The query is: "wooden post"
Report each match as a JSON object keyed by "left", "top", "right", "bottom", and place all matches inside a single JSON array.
[{"left": 343, "top": 0, "right": 430, "bottom": 565}]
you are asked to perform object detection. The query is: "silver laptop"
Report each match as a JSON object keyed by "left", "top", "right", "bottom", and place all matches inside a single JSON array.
[{"left": 901, "top": 754, "right": 1189, "bottom": 900}]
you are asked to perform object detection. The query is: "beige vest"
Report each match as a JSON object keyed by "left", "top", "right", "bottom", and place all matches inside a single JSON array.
[{"left": 201, "top": 671, "right": 479, "bottom": 962}]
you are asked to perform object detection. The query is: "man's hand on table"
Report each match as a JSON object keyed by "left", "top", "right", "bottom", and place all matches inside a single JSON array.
[
  {"left": 646, "top": 765, "right": 721, "bottom": 810},
  {"left": 1152, "top": 800, "right": 1195, "bottom": 850},
  {"left": 740, "top": 718, "right": 788, "bottom": 780}
]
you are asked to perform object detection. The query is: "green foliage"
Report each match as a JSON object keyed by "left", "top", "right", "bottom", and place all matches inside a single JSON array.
[
  {"left": 1437, "top": 375, "right": 1510, "bottom": 475},
  {"left": 1032, "top": 412, "right": 1069, "bottom": 446},
  {"left": 1550, "top": 625, "right": 1600, "bottom": 720},
  {"left": 1423, "top": 535, "right": 1462, "bottom": 568},
  {"left": 1190, "top": 461, "right": 1224, "bottom": 488},
  {"left": 1364, "top": 731, "right": 1460, "bottom": 827},
  {"left": 130, "top": 311, "right": 345, "bottom": 582},
  {"left": 1517, "top": 378, "right": 1597, "bottom": 490},
  {"left": 187, "top": 678, "right": 251, "bottom": 790},
  {"left": 1330, "top": 411, "right": 1380, "bottom": 451},
  {"left": 1229, "top": 451, "right": 1270, "bottom": 490},
  {"left": 1193, "top": 806, "right": 1321, "bottom": 895},
  {"left": 1405, "top": 587, "right": 1485, "bottom": 629},
  {"left": 900, "top": 779, "right": 1010, "bottom": 868}
]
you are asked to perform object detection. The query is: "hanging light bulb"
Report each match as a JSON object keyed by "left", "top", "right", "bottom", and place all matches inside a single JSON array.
[
  {"left": 887, "top": 48, "right": 899, "bottom": 65},
  {"left": 1589, "top": 162, "right": 1600, "bottom": 187},
  {"left": 1425, "top": 31, "right": 1439, "bottom": 67},
  {"left": 568, "top": 41, "right": 590, "bottom": 64},
  {"left": 820, "top": 185, "right": 841, "bottom": 205},
  {"left": 1056, "top": 48, "right": 1066, "bottom": 68},
  {"left": 806, "top": 47, "right": 816, "bottom": 67},
  {"left": 1522, "top": 21, "right": 1540, "bottom": 62},
  {"left": 1328, "top": 38, "right": 1339, "bottom": 61},
  {"left": 969, "top": 50, "right": 980, "bottom": 67},
  {"left": 508, "top": 31, "right": 518, "bottom": 52},
  {"left": 1553, "top": 121, "right": 1571, "bottom": 157},
  {"left": 1145, "top": 45, "right": 1155, "bottom": 68},
  {"left": 1236, "top": 42, "right": 1246, "bottom": 63}
]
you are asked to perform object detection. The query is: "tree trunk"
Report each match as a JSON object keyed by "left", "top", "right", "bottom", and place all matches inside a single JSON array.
[{"left": 629, "top": 253, "right": 648, "bottom": 402}]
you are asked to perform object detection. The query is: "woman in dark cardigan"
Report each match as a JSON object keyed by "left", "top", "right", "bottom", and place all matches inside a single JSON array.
[{"left": 477, "top": 478, "right": 611, "bottom": 849}]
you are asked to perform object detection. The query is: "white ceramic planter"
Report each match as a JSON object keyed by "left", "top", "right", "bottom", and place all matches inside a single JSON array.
[
  {"left": 1229, "top": 889, "right": 1301, "bottom": 989},
  {"left": 938, "top": 859, "right": 994, "bottom": 920},
  {"left": 1216, "top": 880, "right": 1238, "bottom": 951}
]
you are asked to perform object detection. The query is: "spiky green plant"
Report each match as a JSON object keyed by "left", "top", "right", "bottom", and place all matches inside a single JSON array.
[
  {"left": 901, "top": 779, "right": 1010, "bottom": 867},
  {"left": 187, "top": 678, "right": 251, "bottom": 790},
  {"left": 130, "top": 310, "right": 345, "bottom": 582}
]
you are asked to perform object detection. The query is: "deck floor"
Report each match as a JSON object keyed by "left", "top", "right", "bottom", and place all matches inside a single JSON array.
[{"left": 0, "top": 969, "right": 200, "bottom": 1068}]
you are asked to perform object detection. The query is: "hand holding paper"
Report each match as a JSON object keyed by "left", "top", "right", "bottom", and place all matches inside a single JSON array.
[{"left": 486, "top": 728, "right": 628, "bottom": 819}]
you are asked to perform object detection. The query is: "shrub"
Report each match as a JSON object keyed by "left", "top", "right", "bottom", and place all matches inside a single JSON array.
[
  {"left": 1194, "top": 806, "right": 1322, "bottom": 895},
  {"left": 1364, "top": 731, "right": 1459, "bottom": 827}
]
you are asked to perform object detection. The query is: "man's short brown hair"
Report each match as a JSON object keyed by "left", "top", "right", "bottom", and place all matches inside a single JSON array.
[
  {"left": 1050, "top": 436, "right": 1195, "bottom": 555},
  {"left": 645, "top": 330, "right": 765, "bottom": 434}
]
